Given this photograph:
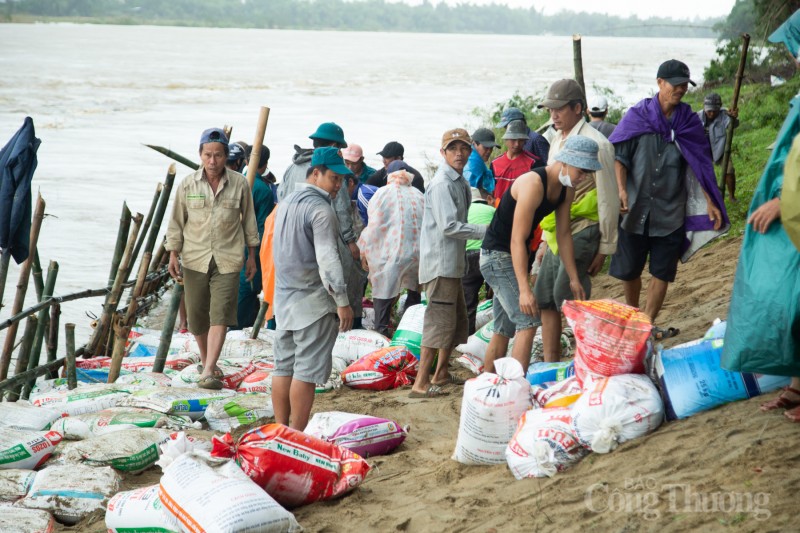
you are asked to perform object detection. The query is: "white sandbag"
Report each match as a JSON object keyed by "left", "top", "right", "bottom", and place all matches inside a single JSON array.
[
  {"left": 204, "top": 393, "right": 274, "bottom": 432},
  {"left": 506, "top": 408, "right": 588, "bottom": 479},
  {"left": 155, "top": 431, "right": 212, "bottom": 470},
  {"left": 171, "top": 359, "right": 257, "bottom": 390},
  {"left": 455, "top": 352, "right": 485, "bottom": 375},
  {"left": 332, "top": 329, "right": 391, "bottom": 367},
  {"left": 119, "top": 386, "right": 236, "bottom": 420},
  {"left": 0, "top": 429, "right": 62, "bottom": 470},
  {"left": 118, "top": 352, "right": 199, "bottom": 373},
  {"left": 531, "top": 375, "right": 584, "bottom": 409},
  {"left": 456, "top": 319, "right": 494, "bottom": 361},
  {"left": 239, "top": 327, "right": 277, "bottom": 344},
  {"left": 0, "top": 508, "right": 55, "bottom": 533},
  {"left": 305, "top": 411, "right": 408, "bottom": 457},
  {"left": 475, "top": 299, "right": 493, "bottom": 330},
  {"left": 126, "top": 333, "right": 187, "bottom": 359},
  {"left": 52, "top": 428, "right": 167, "bottom": 473},
  {"left": 0, "top": 401, "right": 63, "bottom": 431},
  {"left": 114, "top": 372, "right": 176, "bottom": 388},
  {"left": 29, "top": 383, "right": 129, "bottom": 416},
  {"left": 362, "top": 306, "right": 375, "bottom": 330},
  {"left": 452, "top": 358, "right": 532, "bottom": 465},
  {"left": 30, "top": 378, "right": 71, "bottom": 395},
  {"left": 18, "top": 464, "right": 120, "bottom": 524},
  {"left": 182, "top": 336, "right": 273, "bottom": 360},
  {"left": 237, "top": 370, "right": 273, "bottom": 394},
  {"left": 389, "top": 303, "right": 426, "bottom": 358},
  {"left": 159, "top": 453, "right": 301, "bottom": 533},
  {"left": 0, "top": 469, "right": 36, "bottom": 502},
  {"left": 50, "top": 407, "right": 196, "bottom": 440},
  {"left": 572, "top": 374, "right": 664, "bottom": 453},
  {"left": 105, "top": 485, "right": 177, "bottom": 533}
]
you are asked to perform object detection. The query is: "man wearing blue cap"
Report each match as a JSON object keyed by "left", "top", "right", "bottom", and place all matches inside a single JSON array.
[
  {"left": 271, "top": 147, "right": 354, "bottom": 430},
  {"left": 497, "top": 107, "right": 550, "bottom": 164},
  {"left": 165, "top": 127, "right": 260, "bottom": 389}
]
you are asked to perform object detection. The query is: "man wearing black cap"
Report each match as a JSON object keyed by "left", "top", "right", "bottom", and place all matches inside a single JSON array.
[
  {"left": 365, "top": 141, "right": 425, "bottom": 193},
  {"left": 226, "top": 143, "right": 246, "bottom": 173},
  {"left": 698, "top": 92, "right": 739, "bottom": 201},
  {"left": 497, "top": 107, "right": 550, "bottom": 164}
]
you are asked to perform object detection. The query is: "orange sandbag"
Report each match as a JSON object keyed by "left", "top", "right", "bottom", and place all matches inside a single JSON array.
[
  {"left": 341, "top": 346, "right": 418, "bottom": 391},
  {"left": 211, "top": 424, "right": 370, "bottom": 508}
]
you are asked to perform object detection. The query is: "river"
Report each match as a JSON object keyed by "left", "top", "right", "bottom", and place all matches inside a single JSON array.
[{"left": 0, "top": 23, "right": 718, "bottom": 348}]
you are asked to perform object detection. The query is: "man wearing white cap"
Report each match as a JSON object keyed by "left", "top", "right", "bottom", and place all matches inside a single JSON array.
[
  {"left": 342, "top": 143, "right": 377, "bottom": 184},
  {"left": 588, "top": 95, "right": 617, "bottom": 139}
]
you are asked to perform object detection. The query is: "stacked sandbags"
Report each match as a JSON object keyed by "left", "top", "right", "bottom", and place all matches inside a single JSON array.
[
  {"left": 341, "top": 346, "right": 418, "bottom": 391},
  {"left": 331, "top": 329, "right": 391, "bottom": 373}
]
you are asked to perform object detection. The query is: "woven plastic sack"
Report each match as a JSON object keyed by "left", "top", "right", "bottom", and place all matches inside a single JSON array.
[{"left": 341, "top": 346, "right": 418, "bottom": 391}]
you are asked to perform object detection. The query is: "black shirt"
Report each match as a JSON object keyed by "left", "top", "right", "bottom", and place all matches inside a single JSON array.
[{"left": 366, "top": 165, "right": 425, "bottom": 193}]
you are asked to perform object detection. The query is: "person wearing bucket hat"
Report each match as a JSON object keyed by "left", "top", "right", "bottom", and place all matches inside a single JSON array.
[
  {"left": 491, "top": 120, "right": 544, "bottom": 202},
  {"left": 497, "top": 107, "right": 550, "bottom": 163},
  {"left": 480, "top": 136, "right": 600, "bottom": 373},
  {"left": 463, "top": 127, "right": 498, "bottom": 194},
  {"left": 535, "top": 78, "right": 619, "bottom": 362},
  {"left": 271, "top": 146, "right": 355, "bottom": 430},
  {"left": 698, "top": 92, "right": 739, "bottom": 201},
  {"left": 165, "top": 127, "right": 260, "bottom": 390}
]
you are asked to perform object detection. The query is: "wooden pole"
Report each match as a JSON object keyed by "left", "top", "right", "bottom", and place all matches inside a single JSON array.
[
  {"left": 153, "top": 281, "right": 183, "bottom": 374},
  {"left": 6, "top": 316, "right": 37, "bottom": 401},
  {"left": 0, "top": 250, "right": 9, "bottom": 312},
  {"left": 572, "top": 35, "right": 586, "bottom": 99},
  {"left": 31, "top": 250, "right": 44, "bottom": 301},
  {"left": 131, "top": 183, "right": 163, "bottom": 276},
  {"left": 143, "top": 165, "right": 177, "bottom": 261},
  {"left": 107, "top": 251, "right": 151, "bottom": 383},
  {"left": 224, "top": 125, "right": 233, "bottom": 141},
  {"left": 46, "top": 303, "right": 60, "bottom": 379},
  {"left": 144, "top": 144, "right": 198, "bottom": 171},
  {"left": 720, "top": 33, "right": 750, "bottom": 200},
  {"left": 0, "top": 193, "right": 45, "bottom": 381},
  {"left": 2, "top": 357, "right": 66, "bottom": 401},
  {"left": 250, "top": 301, "right": 269, "bottom": 339},
  {"left": 246, "top": 107, "right": 271, "bottom": 190},
  {"left": 86, "top": 213, "right": 144, "bottom": 357},
  {"left": 109, "top": 202, "right": 132, "bottom": 288},
  {"left": 65, "top": 323, "right": 77, "bottom": 390},
  {"left": 23, "top": 260, "right": 58, "bottom": 396}
]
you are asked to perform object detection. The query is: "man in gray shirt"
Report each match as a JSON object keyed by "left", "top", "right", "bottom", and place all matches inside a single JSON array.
[
  {"left": 411, "top": 128, "right": 486, "bottom": 398},
  {"left": 272, "top": 147, "right": 354, "bottom": 430}
]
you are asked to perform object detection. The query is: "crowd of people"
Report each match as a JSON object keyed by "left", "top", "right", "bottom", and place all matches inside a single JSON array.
[{"left": 165, "top": 58, "right": 735, "bottom": 430}]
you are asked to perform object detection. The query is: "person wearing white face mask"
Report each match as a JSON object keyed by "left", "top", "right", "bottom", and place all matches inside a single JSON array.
[
  {"left": 534, "top": 79, "right": 619, "bottom": 362},
  {"left": 479, "top": 136, "right": 602, "bottom": 373}
]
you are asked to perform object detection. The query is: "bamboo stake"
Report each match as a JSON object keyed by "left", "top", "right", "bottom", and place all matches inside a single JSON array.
[
  {"left": 250, "top": 301, "right": 268, "bottom": 339},
  {"left": 0, "top": 194, "right": 45, "bottom": 381},
  {"left": 107, "top": 251, "right": 151, "bottom": 383},
  {"left": 65, "top": 323, "right": 77, "bottom": 390},
  {"left": 6, "top": 316, "right": 37, "bottom": 401},
  {"left": 86, "top": 213, "right": 143, "bottom": 357},
  {"left": 572, "top": 35, "right": 586, "bottom": 99},
  {"left": 144, "top": 144, "right": 198, "bottom": 171},
  {"left": 153, "top": 282, "right": 183, "bottom": 374},
  {"left": 720, "top": 33, "right": 750, "bottom": 200},
  {"left": 224, "top": 125, "right": 233, "bottom": 141},
  {"left": 109, "top": 202, "right": 132, "bottom": 288},
  {"left": 46, "top": 303, "right": 60, "bottom": 378},
  {"left": 2, "top": 358, "right": 66, "bottom": 401},
  {"left": 246, "top": 107, "right": 271, "bottom": 190},
  {"left": 143, "top": 165, "right": 177, "bottom": 260},
  {"left": 31, "top": 250, "right": 44, "bottom": 301},
  {"left": 23, "top": 260, "right": 58, "bottom": 396},
  {"left": 131, "top": 183, "right": 163, "bottom": 276},
  {"left": 0, "top": 250, "right": 9, "bottom": 312}
]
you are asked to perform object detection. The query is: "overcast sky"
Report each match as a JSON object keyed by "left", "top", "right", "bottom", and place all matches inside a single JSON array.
[{"left": 396, "top": 0, "right": 736, "bottom": 20}]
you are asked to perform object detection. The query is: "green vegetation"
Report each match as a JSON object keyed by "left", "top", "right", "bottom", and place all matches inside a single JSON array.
[{"left": 7, "top": 0, "right": 719, "bottom": 37}]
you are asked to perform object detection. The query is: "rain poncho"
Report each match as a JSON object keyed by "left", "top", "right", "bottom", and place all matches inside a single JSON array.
[{"left": 357, "top": 170, "right": 424, "bottom": 299}]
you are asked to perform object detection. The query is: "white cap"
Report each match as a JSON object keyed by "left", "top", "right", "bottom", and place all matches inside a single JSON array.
[{"left": 589, "top": 95, "right": 609, "bottom": 113}]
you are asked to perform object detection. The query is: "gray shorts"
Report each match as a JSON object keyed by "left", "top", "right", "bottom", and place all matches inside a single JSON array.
[
  {"left": 480, "top": 249, "right": 541, "bottom": 338},
  {"left": 534, "top": 225, "right": 599, "bottom": 311},
  {"left": 273, "top": 314, "right": 338, "bottom": 384}
]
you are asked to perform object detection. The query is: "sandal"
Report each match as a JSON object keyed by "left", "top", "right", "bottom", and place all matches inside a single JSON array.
[
  {"left": 760, "top": 386, "right": 800, "bottom": 412},
  {"left": 432, "top": 374, "right": 467, "bottom": 386},
  {"left": 408, "top": 385, "right": 450, "bottom": 398},
  {"left": 784, "top": 405, "right": 800, "bottom": 422},
  {"left": 197, "top": 365, "right": 224, "bottom": 379},
  {"left": 197, "top": 375, "right": 224, "bottom": 390},
  {"left": 651, "top": 326, "right": 680, "bottom": 340}
]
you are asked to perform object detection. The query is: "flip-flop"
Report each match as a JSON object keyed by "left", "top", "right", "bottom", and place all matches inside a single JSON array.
[
  {"left": 760, "top": 386, "right": 800, "bottom": 412},
  {"left": 408, "top": 385, "right": 450, "bottom": 398},
  {"left": 784, "top": 405, "right": 800, "bottom": 422},
  {"left": 651, "top": 326, "right": 680, "bottom": 340},
  {"left": 197, "top": 365, "right": 224, "bottom": 379},
  {"left": 197, "top": 375, "right": 224, "bottom": 390},
  {"left": 432, "top": 374, "right": 467, "bottom": 386}
]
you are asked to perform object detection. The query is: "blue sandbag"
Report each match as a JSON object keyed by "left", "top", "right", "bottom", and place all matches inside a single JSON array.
[{"left": 526, "top": 361, "right": 574, "bottom": 386}]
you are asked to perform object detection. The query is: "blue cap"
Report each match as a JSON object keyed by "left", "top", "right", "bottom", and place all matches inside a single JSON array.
[
  {"left": 387, "top": 160, "right": 411, "bottom": 174},
  {"left": 553, "top": 136, "right": 602, "bottom": 171},
  {"left": 497, "top": 107, "right": 525, "bottom": 128},
  {"left": 311, "top": 147, "right": 352, "bottom": 176},
  {"left": 199, "top": 127, "right": 229, "bottom": 153}
]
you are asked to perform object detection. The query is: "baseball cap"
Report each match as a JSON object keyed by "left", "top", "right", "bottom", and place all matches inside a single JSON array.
[
  {"left": 387, "top": 160, "right": 412, "bottom": 174},
  {"left": 377, "top": 141, "right": 404, "bottom": 158},
  {"left": 309, "top": 122, "right": 347, "bottom": 148},
  {"left": 538, "top": 79, "right": 585, "bottom": 109},
  {"left": 441, "top": 128, "right": 472, "bottom": 150},
  {"left": 342, "top": 144, "right": 364, "bottom": 162},
  {"left": 703, "top": 93, "right": 722, "bottom": 112},
  {"left": 497, "top": 107, "right": 525, "bottom": 128},
  {"left": 227, "top": 143, "right": 245, "bottom": 162},
  {"left": 470, "top": 187, "right": 486, "bottom": 203},
  {"left": 199, "top": 127, "right": 229, "bottom": 152},
  {"left": 311, "top": 146, "right": 353, "bottom": 176},
  {"left": 656, "top": 59, "right": 696, "bottom": 86},
  {"left": 502, "top": 120, "right": 529, "bottom": 140},
  {"left": 589, "top": 95, "right": 609, "bottom": 113},
  {"left": 472, "top": 127, "right": 499, "bottom": 148}
]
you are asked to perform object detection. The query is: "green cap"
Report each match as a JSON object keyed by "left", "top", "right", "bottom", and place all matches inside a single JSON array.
[
  {"left": 309, "top": 122, "right": 347, "bottom": 148},
  {"left": 311, "top": 147, "right": 352, "bottom": 175}
]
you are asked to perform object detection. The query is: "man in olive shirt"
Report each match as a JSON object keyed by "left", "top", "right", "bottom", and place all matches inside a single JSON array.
[{"left": 166, "top": 127, "right": 260, "bottom": 389}]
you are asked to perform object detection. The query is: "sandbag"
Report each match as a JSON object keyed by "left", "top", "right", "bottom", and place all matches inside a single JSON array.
[
  {"left": 389, "top": 303, "right": 426, "bottom": 358},
  {"left": 171, "top": 359, "right": 257, "bottom": 390},
  {"left": 456, "top": 319, "right": 494, "bottom": 361},
  {"left": 452, "top": 358, "right": 532, "bottom": 465},
  {"left": 0, "top": 508, "right": 55, "bottom": 533},
  {"left": 52, "top": 428, "right": 166, "bottom": 473},
  {"left": 18, "top": 464, "right": 120, "bottom": 524},
  {"left": 0, "top": 401, "right": 63, "bottom": 431},
  {"left": 119, "top": 386, "right": 236, "bottom": 420},
  {"left": 29, "top": 383, "right": 129, "bottom": 415},
  {"left": 49, "top": 407, "right": 196, "bottom": 440},
  {"left": 475, "top": 299, "right": 494, "bottom": 331},
  {"left": 332, "top": 329, "right": 391, "bottom": 369},
  {"left": 0, "top": 469, "right": 36, "bottom": 502},
  {"left": 562, "top": 299, "right": 652, "bottom": 382},
  {"left": 531, "top": 376, "right": 584, "bottom": 409},
  {"left": 526, "top": 361, "right": 575, "bottom": 387},
  {"left": 572, "top": 374, "right": 664, "bottom": 453},
  {"left": 105, "top": 485, "right": 177, "bottom": 533},
  {"left": 237, "top": 370, "right": 273, "bottom": 393},
  {"left": 211, "top": 424, "right": 371, "bottom": 508},
  {"left": 0, "top": 429, "right": 62, "bottom": 470},
  {"left": 183, "top": 336, "right": 273, "bottom": 360},
  {"left": 117, "top": 352, "right": 199, "bottom": 373},
  {"left": 304, "top": 411, "right": 407, "bottom": 457},
  {"left": 506, "top": 408, "right": 588, "bottom": 479},
  {"left": 341, "top": 346, "right": 418, "bottom": 391},
  {"left": 204, "top": 393, "right": 275, "bottom": 431},
  {"left": 656, "top": 338, "right": 790, "bottom": 420},
  {"left": 114, "top": 372, "right": 176, "bottom": 389}
]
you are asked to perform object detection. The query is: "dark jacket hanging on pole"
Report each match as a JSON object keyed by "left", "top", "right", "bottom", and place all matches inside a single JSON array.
[{"left": 0, "top": 117, "right": 41, "bottom": 264}]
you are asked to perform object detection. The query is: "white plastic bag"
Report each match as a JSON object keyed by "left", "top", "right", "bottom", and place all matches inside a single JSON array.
[
  {"left": 0, "top": 469, "right": 36, "bottom": 502},
  {"left": 50, "top": 407, "right": 196, "bottom": 440},
  {"left": 304, "top": 411, "right": 408, "bottom": 457},
  {"left": 0, "top": 508, "right": 55, "bottom": 533},
  {"left": 52, "top": 428, "right": 167, "bottom": 473},
  {"left": 389, "top": 303, "right": 426, "bottom": 358},
  {"left": 237, "top": 370, "right": 273, "bottom": 394},
  {"left": 119, "top": 386, "right": 236, "bottom": 420},
  {"left": 332, "top": 329, "right": 391, "bottom": 371},
  {"left": 0, "top": 429, "right": 62, "bottom": 470},
  {"left": 29, "top": 383, "right": 129, "bottom": 416},
  {"left": 105, "top": 485, "right": 177, "bottom": 533},
  {"left": 0, "top": 401, "right": 63, "bottom": 431},
  {"left": 204, "top": 393, "right": 274, "bottom": 432},
  {"left": 506, "top": 408, "right": 588, "bottom": 479}
]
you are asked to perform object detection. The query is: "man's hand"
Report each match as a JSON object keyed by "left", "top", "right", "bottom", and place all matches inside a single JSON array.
[
  {"left": 569, "top": 278, "right": 586, "bottom": 301},
  {"left": 244, "top": 254, "right": 257, "bottom": 282},
  {"left": 707, "top": 199, "right": 723, "bottom": 231},
  {"left": 619, "top": 189, "right": 629, "bottom": 214},
  {"left": 168, "top": 252, "right": 182, "bottom": 281},
  {"left": 728, "top": 107, "right": 739, "bottom": 120},
  {"left": 348, "top": 242, "right": 360, "bottom": 262},
  {"left": 519, "top": 289, "right": 538, "bottom": 318},
  {"left": 587, "top": 253, "right": 606, "bottom": 276},
  {"left": 748, "top": 198, "right": 781, "bottom": 234},
  {"left": 337, "top": 306, "right": 354, "bottom": 332},
  {"left": 360, "top": 255, "right": 369, "bottom": 271}
]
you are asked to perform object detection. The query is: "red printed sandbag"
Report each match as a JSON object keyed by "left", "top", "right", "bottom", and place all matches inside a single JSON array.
[
  {"left": 237, "top": 370, "right": 272, "bottom": 393},
  {"left": 562, "top": 299, "right": 652, "bottom": 382},
  {"left": 211, "top": 424, "right": 370, "bottom": 508},
  {"left": 341, "top": 346, "right": 418, "bottom": 391}
]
